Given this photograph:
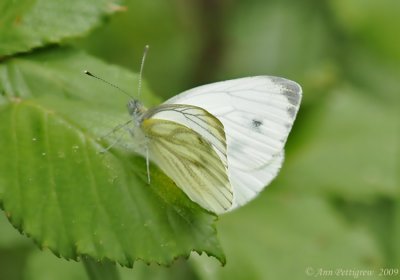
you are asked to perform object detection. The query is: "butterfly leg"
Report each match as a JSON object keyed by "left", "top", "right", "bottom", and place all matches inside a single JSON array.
[
  {"left": 98, "top": 132, "right": 126, "bottom": 153},
  {"left": 98, "top": 119, "right": 135, "bottom": 153},
  {"left": 126, "top": 127, "right": 151, "bottom": 184},
  {"left": 98, "top": 119, "right": 133, "bottom": 141},
  {"left": 145, "top": 144, "right": 151, "bottom": 184}
]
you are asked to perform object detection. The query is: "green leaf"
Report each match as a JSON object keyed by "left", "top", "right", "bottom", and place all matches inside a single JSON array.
[
  {"left": 191, "top": 192, "right": 383, "bottom": 280},
  {"left": 220, "top": 0, "right": 339, "bottom": 103},
  {"left": 24, "top": 249, "right": 87, "bottom": 280},
  {"left": 332, "top": 198, "right": 398, "bottom": 268},
  {"left": 342, "top": 46, "right": 400, "bottom": 104},
  {"left": 0, "top": 208, "right": 33, "bottom": 248},
  {"left": 0, "top": 211, "right": 35, "bottom": 280},
  {"left": 119, "top": 260, "right": 198, "bottom": 280},
  {"left": 0, "top": 48, "right": 225, "bottom": 266},
  {"left": 394, "top": 201, "right": 400, "bottom": 267},
  {"left": 329, "top": 0, "right": 400, "bottom": 61},
  {"left": 0, "top": 0, "right": 122, "bottom": 57},
  {"left": 279, "top": 86, "right": 398, "bottom": 199},
  {"left": 75, "top": 0, "right": 203, "bottom": 100},
  {"left": 21, "top": 246, "right": 197, "bottom": 280},
  {"left": 83, "top": 258, "right": 120, "bottom": 280}
]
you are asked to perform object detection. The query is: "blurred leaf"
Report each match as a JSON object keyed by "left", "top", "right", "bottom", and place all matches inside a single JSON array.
[
  {"left": 22, "top": 247, "right": 198, "bottom": 280},
  {"left": 83, "top": 258, "right": 120, "bottom": 280},
  {"left": 394, "top": 152, "right": 400, "bottom": 267},
  {"left": 329, "top": 0, "right": 400, "bottom": 61},
  {"left": 394, "top": 201, "right": 400, "bottom": 267},
  {"left": 0, "top": 212, "right": 34, "bottom": 280},
  {"left": 0, "top": 0, "right": 122, "bottom": 57},
  {"left": 280, "top": 86, "right": 398, "bottom": 199},
  {"left": 220, "top": 0, "right": 339, "bottom": 103},
  {"left": 333, "top": 198, "right": 398, "bottom": 267},
  {"left": 0, "top": 246, "right": 32, "bottom": 280},
  {"left": 0, "top": 48, "right": 224, "bottom": 267},
  {"left": 342, "top": 47, "right": 400, "bottom": 104},
  {"left": 191, "top": 192, "right": 382, "bottom": 280},
  {"left": 24, "top": 250, "right": 87, "bottom": 280},
  {"left": 75, "top": 0, "right": 202, "bottom": 99},
  {"left": 118, "top": 259, "right": 198, "bottom": 280},
  {"left": 0, "top": 208, "right": 33, "bottom": 248}
]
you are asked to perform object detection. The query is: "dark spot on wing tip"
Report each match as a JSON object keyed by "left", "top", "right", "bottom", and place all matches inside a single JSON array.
[
  {"left": 271, "top": 76, "right": 302, "bottom": 106},
  {"left": 287, "top": 106, "right": 297, "bottom": 118},
  {"left": 270, "top": 76, "right": 287, "bottom": 83}
]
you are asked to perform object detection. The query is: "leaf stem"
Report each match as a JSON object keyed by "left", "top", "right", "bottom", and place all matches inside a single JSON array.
[{"left": 82, "top": 257, "right": 121, "bottom": 280}]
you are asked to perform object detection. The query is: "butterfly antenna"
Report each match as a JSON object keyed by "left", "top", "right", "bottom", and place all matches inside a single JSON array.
[
  {"left": 84, "top": 70, "right": 133, "bottom": 99},
  {"left": 137, "top": 45, "right": 149, "bottom": 99}
]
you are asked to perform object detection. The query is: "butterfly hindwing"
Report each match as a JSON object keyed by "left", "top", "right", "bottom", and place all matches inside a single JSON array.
[
  {"left": 143, "top": 104, "right": 228, "bottom": 167},
  {"left": 141, "top": 117, "right": 233, "bottom": 214}
]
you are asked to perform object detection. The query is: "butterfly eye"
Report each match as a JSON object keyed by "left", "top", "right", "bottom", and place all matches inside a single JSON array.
[
  {"left": 127, "top": 100, "right": 136, "bottom": 115},
  {"left": 127, "top": 100, "right": 146, "bottom": 119}
]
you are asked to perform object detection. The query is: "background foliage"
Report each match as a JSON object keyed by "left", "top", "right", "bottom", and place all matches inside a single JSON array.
[{"left": 0, "top": 0, "right": 399, "bottom": 279}]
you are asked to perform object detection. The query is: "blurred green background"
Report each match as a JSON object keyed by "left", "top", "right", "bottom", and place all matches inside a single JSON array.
[{"left": 1, "top": 0, "right": 398, "bottom": 279}]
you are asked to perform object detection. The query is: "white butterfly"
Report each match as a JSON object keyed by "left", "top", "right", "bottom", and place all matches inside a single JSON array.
[{"left": 127, "top": 76, "right": 302, "bottom": 214}]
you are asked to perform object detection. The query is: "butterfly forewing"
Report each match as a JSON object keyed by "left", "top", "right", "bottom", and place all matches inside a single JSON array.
[
  {"left": 163, "top": 76, "right": 302, "bottom": 209},
  {"left": 141, "top": 118, "right": 233, "bottom": 214}
]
